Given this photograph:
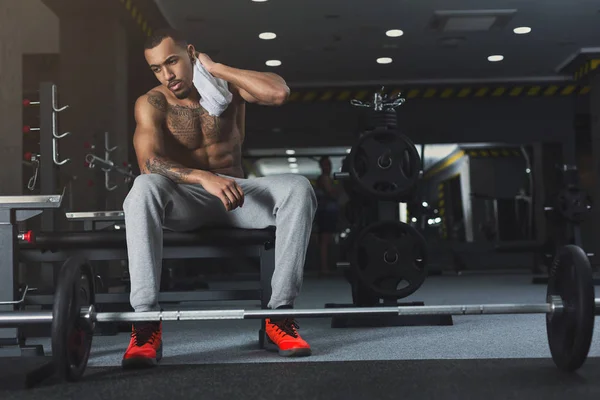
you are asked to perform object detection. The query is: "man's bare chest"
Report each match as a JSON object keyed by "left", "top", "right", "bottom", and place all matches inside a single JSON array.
[{"left": 165, "top": 104, "right": 233, "bottom": 148}]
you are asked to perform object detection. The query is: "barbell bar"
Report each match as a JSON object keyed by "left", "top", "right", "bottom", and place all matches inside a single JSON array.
[{"left": 0, "top": 297, "right": 572, "bottom": 326}]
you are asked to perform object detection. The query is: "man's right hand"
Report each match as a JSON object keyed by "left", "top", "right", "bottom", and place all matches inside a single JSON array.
[{"left": 200, "top": 173, "right": 245, "bottom": 211}]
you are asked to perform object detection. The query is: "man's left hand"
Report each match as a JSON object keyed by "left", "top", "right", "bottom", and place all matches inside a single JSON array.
[{"left": 195, "top": 52, "right": 218, "bottom": 74}]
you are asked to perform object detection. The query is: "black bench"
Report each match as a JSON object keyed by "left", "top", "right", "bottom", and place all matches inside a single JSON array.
[{"left": 19, "top": 227, "right": 276, "bottom": 310}]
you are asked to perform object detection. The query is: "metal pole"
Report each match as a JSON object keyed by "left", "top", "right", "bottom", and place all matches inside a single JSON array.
[
  {"left": 39, "top": 82, "right": 57, "bottom": 230},
  {"left": 0, "top": 298, "right": 580, "bottom": 327},
  {"left": 95, "top": 303, "right": 555, "bottom": 323},
  {"left": 333, "top": 172, "right": 350, "bottom": 180},
  {"left": 0, "top": 311, "right": 53, "bottom": 324}
]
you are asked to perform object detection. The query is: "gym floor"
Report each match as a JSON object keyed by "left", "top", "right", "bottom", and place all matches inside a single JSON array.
[{"left": 3, "top": 273, "right": 600, "bottom": 399}]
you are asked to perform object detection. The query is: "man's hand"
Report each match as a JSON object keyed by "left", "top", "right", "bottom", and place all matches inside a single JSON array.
[
  {"left": 201, "top": 173, "right": 245, "bottom": 211},
  {"left": 194, "top": 49, "right": 289, "bottom": 106},
  {"left": 195, "top": 51, "right": 218, "bottom": 74}
]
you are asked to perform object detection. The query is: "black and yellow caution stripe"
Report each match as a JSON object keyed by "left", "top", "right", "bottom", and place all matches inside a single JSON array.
[
  {"left": 118, "top": 0, "right": 153, "bottom": 37},
  {"left": 423, "top": 150, "right": 466, "bottom": 180},
  {"left": 287, "top": 83, "right": 589, "bottom": 103},
  {"left": 465, "top": 147, "right": 523, "bottom": 158},
  {"left": 423, "top": 147, "right": 523, "bottom": 180},
  {"left": 573, "top": 59, "right": 600, "bottom": 82},
  {"left": 437, "top": 182, "right": 447, "bottom": 239}
]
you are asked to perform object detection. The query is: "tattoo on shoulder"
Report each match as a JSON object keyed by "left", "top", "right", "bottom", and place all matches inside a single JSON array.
[
  {"left": 144, "top": 157, "right": 193, "bottom": 183},
  {"left": 147, "top": 92, "right": 168, "bottom": 113}
]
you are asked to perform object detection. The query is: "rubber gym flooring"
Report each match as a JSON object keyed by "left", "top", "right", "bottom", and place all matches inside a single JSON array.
[{"left": 2, "top": 274, "right": 600, "bottom": 399}]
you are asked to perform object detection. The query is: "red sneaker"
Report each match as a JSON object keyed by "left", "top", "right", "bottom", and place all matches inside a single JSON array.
[
  {"left": 265, "top": 318, "right": 312, "bottom": 357},
  {"left": 122, "top": 321, "right": 163, "bottom": 369}
]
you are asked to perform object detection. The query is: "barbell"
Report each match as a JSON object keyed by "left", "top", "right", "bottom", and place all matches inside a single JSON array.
[{"left": 0, "top": 244, "right": 595, "bottom": 382}]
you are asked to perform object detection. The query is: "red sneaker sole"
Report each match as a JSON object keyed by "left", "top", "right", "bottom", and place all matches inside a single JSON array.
[
  {"left": 122, "top": 356, "right": 159, "bottom": 369},
  {"left": 278, "top": 347, "right": 312, "bottom": 357},
  {"left": 265, "top": 339, "right": 312, "bottom": 357}
]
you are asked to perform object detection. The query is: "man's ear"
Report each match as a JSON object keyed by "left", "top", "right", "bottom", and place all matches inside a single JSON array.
[{"left": 187, "top": 44, "right": 197, "bottom": 63}]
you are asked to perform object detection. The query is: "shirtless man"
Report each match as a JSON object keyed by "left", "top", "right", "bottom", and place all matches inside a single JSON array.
[{"left": 121, "top": 28, "right": 317, "bottom": 369}]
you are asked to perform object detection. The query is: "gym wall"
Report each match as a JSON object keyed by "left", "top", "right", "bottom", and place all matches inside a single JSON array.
[{"left": 244, "top": 95, "right": 578, "bottom": 150}]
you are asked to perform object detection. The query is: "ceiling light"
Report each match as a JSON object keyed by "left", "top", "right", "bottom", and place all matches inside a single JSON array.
[
  {"left": 377, "top": 57, "right": 393, "bottom": 64},
  {"left": 259, "top": 32, "right": 277, "bottom": 40},
  {"left": 252, "top": 0, "right": 268, "bottom": 2},
  {"left": 289, "top": 163, "right": 299, "bottom": 168},
  {"left": 513, "top": 27, "right": 531, "bottom": 35},
  {"left": 286, "top": 149, "right": 295, "bottom": 155},
  {"left": 288, "top": 157, "right": 297, "bottom": 162},
  {"left": 487, "top": 55, "right": 504, "bottom": 62},
  {"left": 266, "top": 60, "right": 282, "bottom": 67},
  {"left": 290, "top": 168, "right": 299, "bottom": 173},
  {"left": 386, "top": 29, "right": 404, "bottom": 37}
]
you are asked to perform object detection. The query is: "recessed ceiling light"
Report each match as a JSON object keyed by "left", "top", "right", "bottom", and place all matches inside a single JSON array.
[
  {"left": 386, "top": 29, "right": 404, "bottom": 37},
  {"left": 288, "top": 157, "right": 297, "bottom": 162},
  {"left": 259, "top": 32, "right": 277, "bottom": 40},
  {"left": 289, "top": 163, "right": 299, "bottom": 168},
  {"left": 488, "top": 55, "right": 504, "bottom": 62},
  {"left": 286, "top": 149, "right": 295, "bottom": 155},
  {"left": 252, "top": 0, "right": 268, "bottom": 2},
  {"left": 513, "top": 27, "right": 531, "bottom": 34},
  {"left": 377, "top": 57, "right": 393, "bottom": 64},
  {"left": 266, "top": 60, "right": 282, "bottom": 67}
]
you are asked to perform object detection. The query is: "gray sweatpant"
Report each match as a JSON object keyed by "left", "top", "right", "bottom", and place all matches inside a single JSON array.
[{"left": 122, "top": 173, "right": 317, "bottom": 312}]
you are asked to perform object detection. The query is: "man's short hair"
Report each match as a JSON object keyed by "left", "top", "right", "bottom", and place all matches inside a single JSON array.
[{"left": 144, "top": 28, "right": 188, "bottom": 50}]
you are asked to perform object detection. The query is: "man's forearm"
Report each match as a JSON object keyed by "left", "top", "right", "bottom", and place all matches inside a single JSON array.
[
  {"left": 143, "top": 156, "right": 212, "bottom": 185},
  {"left": 211, "top": 63, "right": 289, "bottom": 104}
]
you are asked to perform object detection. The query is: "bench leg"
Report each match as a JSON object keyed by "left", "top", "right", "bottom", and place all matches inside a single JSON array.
[{"left": 258, "top": 246, "right": 275, "bottom": 349}]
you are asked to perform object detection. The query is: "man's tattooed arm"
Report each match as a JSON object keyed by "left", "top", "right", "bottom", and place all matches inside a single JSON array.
[{"left": 142, "top": 156, "right": 195, "bottom": 184}]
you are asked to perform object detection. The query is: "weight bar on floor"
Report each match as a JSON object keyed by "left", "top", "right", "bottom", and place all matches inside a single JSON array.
[
  {"left": 0, "top": 244, "right": 595, "bottom": 382},
  {"left": 0, "top": 300, "right": 569, "bottom": 325}
]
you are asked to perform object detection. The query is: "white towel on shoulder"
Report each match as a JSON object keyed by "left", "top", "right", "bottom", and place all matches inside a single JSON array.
[{"left": 192, "top": 57, "right": 232, "bottom": 117}]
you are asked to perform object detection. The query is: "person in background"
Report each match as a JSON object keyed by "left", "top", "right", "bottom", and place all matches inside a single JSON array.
[{"left": 314, "top": 156, "right": 341, "bottom": 276}]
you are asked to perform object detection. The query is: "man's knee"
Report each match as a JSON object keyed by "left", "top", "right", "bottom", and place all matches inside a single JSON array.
[
  {"left": 124, "top": 173, "right": 173, "bottom": 210},
  {"left": 287, "top": 174, "right": 317, "bottom": 213}
]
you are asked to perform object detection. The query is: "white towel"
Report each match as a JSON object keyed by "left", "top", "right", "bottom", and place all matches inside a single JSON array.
[{"left": 192, "top": 57, "right": 233, "bottom": 117}]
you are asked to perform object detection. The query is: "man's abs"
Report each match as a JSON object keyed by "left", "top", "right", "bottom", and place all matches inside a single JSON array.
[{"left": 166, "top": 140, "right": 244, "bottom": 178}]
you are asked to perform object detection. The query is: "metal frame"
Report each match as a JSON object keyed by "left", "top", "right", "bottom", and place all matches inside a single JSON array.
[{"left": 0, "top": 196, "right": 63, "bottom": 347}]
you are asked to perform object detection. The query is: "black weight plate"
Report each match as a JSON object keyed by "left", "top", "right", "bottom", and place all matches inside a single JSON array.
[
  {"left": 546, "top": 245, "right": 594, "bottom": 372},
  {"left": 351, "top": 221, "right": 427, "bottom": 299},
  {"left": 52, "top": 256, "right": 95, "bottom": 381},
  {"left": 348, "top": 127, "right": 421, "bottom": 201}
]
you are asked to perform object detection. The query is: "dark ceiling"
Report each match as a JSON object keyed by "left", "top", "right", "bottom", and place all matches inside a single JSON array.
[{"left": 153, "top": 0, "right": 600, "bottom": 87}]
